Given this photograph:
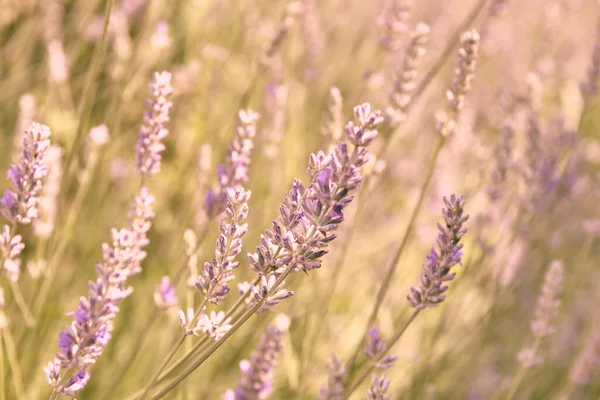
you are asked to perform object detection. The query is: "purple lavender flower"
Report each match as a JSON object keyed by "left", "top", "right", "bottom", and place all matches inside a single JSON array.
[
  {"left": 45, "top": 188, "right": 154, "bottom": 395},
  {"left": 33, "top": 145, "right": 63, "bottom": 238},
  {"left": 1, "top": 122, "right": 51, "bottom": 224},
  {"left": 319, "top": 355, "right": 347, "bottom": 400},
  {"left": 408, "top": 195, "right": 469, "bottom": 309},
  {"left": 154, "top": 276, "right": 177, "bottom": 308},
  {"left": 530, "top": 260, "right": 563, "bottom": 338},
  {"left": 367, "top": 374, "right": 391, "bottom": 400},
  {"left": 0, "top": 225, "right": 24, "bottom": 282},
  {"left": 196, "top": 188, "right": 251, "bottom": 303},
  {"left": 245, "top": 104, "right": 383, "bottom": 309},
  {"left": 135, "top": 71, "right": 173, "bottom": 177},
  {"left": 365, "top": 327, "right": 398, "bottom": 369},
  {"left": 204, "top": 110, "right": 259, "bottom": 219},
  {"left": 223, "top": 315, "right": 289, "bottom": 400}
]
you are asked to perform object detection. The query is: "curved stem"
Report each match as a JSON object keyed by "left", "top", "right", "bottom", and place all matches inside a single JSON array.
[
  {"left": 9, "top": 281, "right": 34, "bottom": 327},
  {"left": 504, "top": 338, "right": 541, "bottom": 400},
  {"left": 61, "top": 0, "right": 116, "bottom": 177},
  {"left": 2, "top": 329, "right": 25, "bottom": 400},
  {"left": 0, "top": 331, "right": 5, "bottom": 400},
  {"left": 147, "top": 265, "right": 297, "bottom": 400},
  {"left": 126, "top": 276, "right": 261, "bottom": 399},
  {"left": 346, "top": 137, "right": 445, "bottom": 376}
]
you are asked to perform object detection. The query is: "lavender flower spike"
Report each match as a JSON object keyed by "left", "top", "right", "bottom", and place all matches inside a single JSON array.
[
  {"left": 245, "top": 104, "right": 383, "bottom": 310},
  {"left": 408, "top": 195, "right": 469, "bottom": 309},
  {"left": 367, "top": 374, "right": 391, "bottom": 400},
  {"left": 0, "top": 225, "right": 25, "bottom": 281},
  {"left": 319, "top": 355, "right": 348, "bottom": 400},
  {"left": 530, "top": 260, "right": 563, "bottom": 338},
  {"left": 223, "top": 314, "right": 290, "bottom": 400},
  {"left": 135, "top": 71, "right": 173, "bottom": 177},
  {"left": 1, "top": 122, "right": 51, "bottom": 224},
  {"left": 45, "top": 188, "right": 155, "bottom": 395},
  {"left": 205, "top": 110, "right": 259, "bottom": 219},
  {"left": 197, "top": 188, "right": 251, "bottom": 303},
  {"left": 365, "top": 326, "right": 398, "bottom": 369},
  {"left": 154, "top": 276, "right": 177, "bottom": 308}
]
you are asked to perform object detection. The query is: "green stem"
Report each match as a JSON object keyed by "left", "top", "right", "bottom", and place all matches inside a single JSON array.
[
  {"left": 147, "top": 265, "right": 297, "bottom": 400},
  {"left": 2, "top": 329, "right": 24, "bottom": 400},
  {"left": 34, "top": 147, "right": 101, "bottom": 316},
  {"left": 346, "top": 137, "right": 445, "bottom": 376},
  {"left": 0, "top": 331, "right": 4, "bottom": 400},
  {"left": 130, "top": 276, "right": 261, "bottom": 397},
  {"left": 504, "top": 338, "right": 542, "bottom": 400},
  {"left": 61, "top": 0, "right": 116, "bottom": 177},
  {"left": 111, "top": 226, "right": 210, "bottom": 394},
  {"left": 9, "top": 281, "right": 34, "bottom": 327}
]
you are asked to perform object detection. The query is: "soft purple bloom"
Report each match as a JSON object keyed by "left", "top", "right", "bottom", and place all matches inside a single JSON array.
[
  {"left": 224, "top": 316, "right": 289, "bottom": 399},
  {"left": 204, "top": 110, "right": 259, "bottom": 219},
  {"left": 0, "top": 225, "right": 25, "bottom": 281},
  {"left": 365, "top": 326, "right": 397, "bottom": 369},
  {"left": 367, "top": 374, "right": 391, "bottom": 400},
  {"left": 33, "top": 145, "right": 63, "bottom": 238},
  {"left": 196, "top": 188, "right": 251, "bottom": 303},
  {"left": 45, "top": 188, "right": 154, "bottom": 394},
  {"left": 246, "top": 104, "right": 383, "bottom": 310},
  {"left": 1, "top": 122, "right": 51, "bottom": 224},
  {"left": 154, "top": 276, "right": 177, "bottom": 308},
  {"left": 408, "top": 195, "right": 469, "bottom": 309},
  {"left": 319, "top": 355, "right": 347, "bottom": 400},
  {"left": 135, "top": 71, "right": 173, "bottom": 177}
]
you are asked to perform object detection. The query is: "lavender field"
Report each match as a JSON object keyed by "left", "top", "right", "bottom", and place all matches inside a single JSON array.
[{"left": 0, "top": 0, "right": 598, "bottom": 398}]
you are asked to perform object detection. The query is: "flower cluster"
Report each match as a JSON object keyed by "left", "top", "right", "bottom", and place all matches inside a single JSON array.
[
  {"left": 530, "top": 260, "right": 564, "bottom": 338},
  {"left": 44, "top": 188, "right": 155, "bottom": 395},
  {"left": 367, "top": 374, "right": 391, "bottom": 400},
  {"left": 365, "top": 326, "right": 398, "bottom": 369},
  {"left": 408, "top": 195, "right": 469, "bottom": 309},
  {"left": 0, "top": 226, "right": 24, "bottom": 282},
  {"left": 319, "top": 355, "right": 347, "bottom": 400},
  {"left": 33, "top": 145, "right": 63, "bottom": 238},
  {"left": 204, "top": 110, "right": 259, "bottom": 219},
  {"left": 244, "top": 104, "right": 383, "bottom": 309},
  {"left": 386, "top": 22, "right": 430, "bottom": 126},
  {"left": 178, "top": 308, "right": 232, "bottom": 340},
  {"left": 437, "top": 30, "right": 480, "bottom": 137},
  {"left": 135, "top": 71, "right": 173, "bottom": 177},
  {"left": 154, "top": 276, "right": 177, "bottom": 308},
  {"left": 1, "top": 122, "right": 52, "bottom": 224},
  {"left": 197, "top": 188, "right": 251, "bottom": 303},
  {"left": 376, "top": 0, "right": 413, "bottom": 51},
  {"left": 223, "top": 315, "right": 289, "bottom": 400}
]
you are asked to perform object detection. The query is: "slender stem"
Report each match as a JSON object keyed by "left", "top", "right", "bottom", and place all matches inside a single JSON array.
[
  {"left": 0, "top": 331, "right": 4, "bottom": 400},
  {"left": 343, "top": 309, "right": 421, "bottom": 398},
  {"left": 111, "top": 226, "right": 210, "bottom": 394},
  {"left": 409, "top": 0, "right": 488, "bottom": 113},
  {"left": 504, "top": 338, "right": 541, "bottom": 400},
  {"left": 2, "top": 329, "right": 24, "bottom": 400},
  {"left": 129, "top": 276, "right": 262, "bottom": 397},
  {"left": 111, "top": 307, "right": 161, "bottom": 391},
  {"left": 346, "top": 137, "right": 445, "bottom": 376},
  {"left": 9, "top": 282, "right": 34, "bottom": 327},
  {"left": 147, "top": 265, "right": 297, "bottom": 400},
  {"left": 61, "top": 0, "right": 116, "bottom": 177},
  {"left": 34, "top": 148, "right": 101, "bottom": 316},
  {"left": 142, "top": 212, "right": 240, "bottom": 398}
]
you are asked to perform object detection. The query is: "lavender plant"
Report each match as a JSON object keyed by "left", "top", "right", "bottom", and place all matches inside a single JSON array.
[{"left": 0, "top": 2, "right": 597, "bottom": 399}]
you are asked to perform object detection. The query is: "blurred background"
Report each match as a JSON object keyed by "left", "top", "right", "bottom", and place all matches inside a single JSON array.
[{"left": 0, "top": 0, "right": 599, "bottom": 398}]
